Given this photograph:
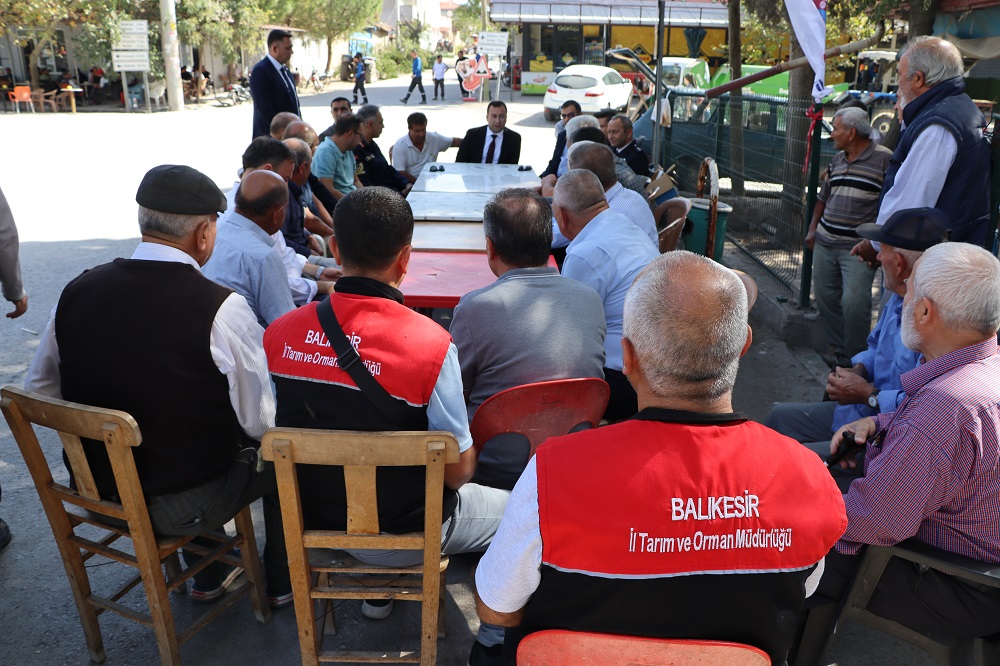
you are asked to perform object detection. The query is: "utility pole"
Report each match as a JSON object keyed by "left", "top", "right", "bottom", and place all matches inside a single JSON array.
[{"left": 160, "top": 0, "right": 184, "bottom": 111}]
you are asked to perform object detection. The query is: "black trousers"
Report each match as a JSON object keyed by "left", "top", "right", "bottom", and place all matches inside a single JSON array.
[
  {"left": 434, "top": 79, "right": 445, "bottom": 98},
  {"left": 353, "top": 77, "right": 366, "bottom": 100},
  {"left": 804, "top": 548, "right": 1000, "bottom": 640},
  {"left": 406, "top": 76, "right": 425, "bottom": 97}
]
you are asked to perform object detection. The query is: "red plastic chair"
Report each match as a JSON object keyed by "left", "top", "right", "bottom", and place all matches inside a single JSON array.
[
  {"left": 517, "top": 630, "right": 771, "bottom": 665},
  {"left": 8, "top": 85, "right": 34, "bottom": 112},
  {"left": 470, "top": 378, "right": 609, "bottom": 458}
]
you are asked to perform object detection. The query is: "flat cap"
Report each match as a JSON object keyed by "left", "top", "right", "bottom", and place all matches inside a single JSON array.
[
  {"left": 855, "top": 207, "right": 950, "bottom": 252},
  {"left": 135, "top": 164, "right": 227, "bottom": 215}
]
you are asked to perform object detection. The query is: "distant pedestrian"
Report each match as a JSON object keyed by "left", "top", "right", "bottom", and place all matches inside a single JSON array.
[
  {"left": 432, "top": 54, "right": 449, "bottom": 101},
  {"left": 0, "top": 184, "right": 27, "bottom": 552},
  {"left": 352, "top": 53, "right": 367, "bottom": 105},
  {"left": 400, "top": 50, "right": 426, "bottom": 104}
]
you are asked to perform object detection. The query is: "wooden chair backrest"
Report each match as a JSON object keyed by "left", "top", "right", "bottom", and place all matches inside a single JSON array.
[
  {"left": 470, "top": 378, "right": 609, "bottom": 457},
  {"left": 516, "top": 630, "right": 771, "bottom": 665},
  {"left": 261, "top": 429, "right": 459, "bottom": 545},
  {"left": 0, "top": 385, "right": 150, "bottom": 535}
]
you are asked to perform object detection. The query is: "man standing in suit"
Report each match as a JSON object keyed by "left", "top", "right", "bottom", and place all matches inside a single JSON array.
[
  {"left": 456, "top": 101, "right": 522, "bottom": 164},
  {"left": 250, "top": 30, "right": 301, "bottom": 139}
]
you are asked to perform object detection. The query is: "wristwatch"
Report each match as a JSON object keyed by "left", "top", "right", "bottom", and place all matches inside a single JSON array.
[{"left": 867, "top": 389, "right": 880, "bottom": 411}]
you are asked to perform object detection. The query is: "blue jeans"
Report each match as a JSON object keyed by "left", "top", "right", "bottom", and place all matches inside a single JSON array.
[{"left": 812, "top": 243, "right": 876, "bottom": 358}]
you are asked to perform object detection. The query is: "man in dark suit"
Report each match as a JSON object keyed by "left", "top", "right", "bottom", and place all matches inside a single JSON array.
[
  {"left": 539, "top": 100, "right": 581, "bottom": 182},
  {"left": 250, "top": 30, "right": 301, "bottom": 139},
  {"left": 456, "top": 101, "right": 522, "bottom": 164},
  {"left": 608, "top": 113, "right": 650, "bottom": 177}
]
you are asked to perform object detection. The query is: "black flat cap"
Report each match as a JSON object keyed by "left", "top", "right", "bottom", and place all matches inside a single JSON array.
[
  {"left": 135, "top": 164, "right": 227, "bottom": 215},
  {"left": 855, "top": 207, "right": 951, "bottom": 251}
]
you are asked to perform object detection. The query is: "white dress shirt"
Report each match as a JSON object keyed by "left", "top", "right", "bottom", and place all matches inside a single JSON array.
[
  {"left": 481, "top": 129, "right": 505, "bottom": 164},
  {"left": 24, "top": 242, "right": 276, "bottom": 440},
  {"left": 605, "top": 182, "right": 657, "bottom": 246}
]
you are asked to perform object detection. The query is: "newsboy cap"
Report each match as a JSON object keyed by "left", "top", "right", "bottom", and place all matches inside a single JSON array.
[
  {"left": 135, "top": 165, "right": 227, "bottom": 215},
  {"left": 855, "top": 207, "right": 951, "bottom": 252}
]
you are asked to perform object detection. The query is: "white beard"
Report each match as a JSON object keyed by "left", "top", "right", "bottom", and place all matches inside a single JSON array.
[{"left": 901, "top": 297, "right": 922, "bottom": 351}]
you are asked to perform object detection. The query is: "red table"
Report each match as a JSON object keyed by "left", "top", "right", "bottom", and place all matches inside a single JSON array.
[{"left": 401, "top": 251, "right": 556, "bottom": 309}]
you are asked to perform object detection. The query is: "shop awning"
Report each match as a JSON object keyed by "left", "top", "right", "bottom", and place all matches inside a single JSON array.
[{"left": 489, "top": 0, "right": 730, "bottom": 26}]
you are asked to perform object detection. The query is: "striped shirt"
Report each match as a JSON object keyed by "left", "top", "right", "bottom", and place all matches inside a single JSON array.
[
  {"left": 816, "top": 141, "right": 892, "bottom": 248},
  {"left": 837, "top": 338, "right": 1000, "bottom": 562}
]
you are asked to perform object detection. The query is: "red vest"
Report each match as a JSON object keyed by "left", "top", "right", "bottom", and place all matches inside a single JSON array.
[{"left": 537, "top": 418, "right": 847, "bottom": 577}]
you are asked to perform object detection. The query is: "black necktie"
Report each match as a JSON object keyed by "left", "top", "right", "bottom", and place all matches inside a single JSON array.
[
  {"left": 485, "top": 133, "right": 497, "bottom": 164},
  {"left": 280, "top": 66, "right": 300, "bottom": 114}
]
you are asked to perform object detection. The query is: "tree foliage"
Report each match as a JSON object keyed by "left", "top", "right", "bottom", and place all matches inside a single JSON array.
[{"left": 285, "top": 0, "right": 381, "bottom": 72}]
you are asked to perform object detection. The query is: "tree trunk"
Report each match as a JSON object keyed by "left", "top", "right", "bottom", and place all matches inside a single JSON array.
[
  {"left": 909, "top": 0, "right": 941, "bottom": 38},
  {"left": 325, "top": 38, "right": 334, "bottom": 74},
  {"left": 782, "top": 17, "right": 811, "bottom": 197},
  {"left": 728, "top": 0, "right": 745, "bottom": 197},
  {"left": 28, "top": 33, "right": 54, "bottom": 90}
]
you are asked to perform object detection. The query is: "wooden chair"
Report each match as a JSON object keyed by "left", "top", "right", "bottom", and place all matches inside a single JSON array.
[
  {"left": 470, "top": 378, "right": 610, "bottom": 458},
  {"left": 0, "top": 386, "right": 271, "bottom": 666},
  {"left": 517, "top": 630, "right": 771, "bottom": 665},
  {"left": 260, "top": 429, "right": 459, "bottom": 665},
  {"left": 794, "top": 540, "right": 1000, "bottom": 666},
  {"left": 31, "top": 88, "right": 59, "bottom": 112},
  {"left": 9, "top": 85, "right": 34, "bottom": 112},
  {"left": 654, "top": 197, "right": 692, "bottom": 253}
]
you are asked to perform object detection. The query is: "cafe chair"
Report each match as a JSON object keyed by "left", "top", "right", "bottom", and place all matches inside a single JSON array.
[
  {"left": 148, "top": 79, "right": 168, "bottom": 108},
  {"left": 0, "top": 386, "right": 271, "bottom": 666},
  {"left": 470, "top": 378, "right": 610, "bottom": 459},
  {"left": 793, "top": 540, "right": 1000, "bottom": 666},
  {"left": 516, "top": 630, "right": 771, "bottom": 665},
  {"left": 654, "top": 197, "right": 692, "bottom": 253},
  {"left": 261, "top": 429, "right": 458, "bottom": 665},
  {"left": 31, "top": 88, "right": 59, "bottom": 112},
  {"left": 8, "top": 85, "right": 34, "bottom": 112}
]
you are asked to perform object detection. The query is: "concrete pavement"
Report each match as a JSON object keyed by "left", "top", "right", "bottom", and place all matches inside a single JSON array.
[{"left": 0, "top": 74, "right": 933, "bottom": 664}]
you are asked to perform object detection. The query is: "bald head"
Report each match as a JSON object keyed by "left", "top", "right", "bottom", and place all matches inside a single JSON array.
[
  {"left": 270, "top": 112, "right": 300, "bottom": 140},
  {"left": 282, "top": 120, "right": 318, "bottom": 150},
  {"left": 624, "top": 252, "right": 749, "bottom": 404},
  {"left": 568, "top": 141, "right": 617, "bottom": 189},
  {"left": 235, "top": 170, "right": 288, "bottom": 232}
]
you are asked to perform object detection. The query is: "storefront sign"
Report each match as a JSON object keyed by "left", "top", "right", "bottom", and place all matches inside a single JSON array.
[{"left": 521, "top": 71, "right": 557, "bottom": 95}]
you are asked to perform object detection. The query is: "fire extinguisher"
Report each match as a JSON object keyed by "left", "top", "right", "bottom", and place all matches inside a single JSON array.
[{"left": 513, "top": 60, "right": 522, "bottom": 90}]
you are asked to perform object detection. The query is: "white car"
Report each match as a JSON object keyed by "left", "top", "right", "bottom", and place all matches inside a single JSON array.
[{"left": 542, "top": 65, "right": 634, "bottom": 121}]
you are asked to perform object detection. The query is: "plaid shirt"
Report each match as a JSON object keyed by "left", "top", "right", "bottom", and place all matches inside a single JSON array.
[{"left": 837, "top": 338, "right": 1000, "bottom": 562}]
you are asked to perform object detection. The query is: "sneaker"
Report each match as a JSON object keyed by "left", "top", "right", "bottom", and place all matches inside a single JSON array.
[
  {"left": 361, "top": 598, "right": 394, "bottom": 619},
  {"left": 267, "top": 591, "right": 294, "bottom": 609},
  {"left": 0, "top": 519, "right": 10, "bottom": 552},
  {"left": 190, "top": 565, "right": 244, "bottom": 602},
  {"left": 467, "top": 640, "right": 503, "bottom": 666}
]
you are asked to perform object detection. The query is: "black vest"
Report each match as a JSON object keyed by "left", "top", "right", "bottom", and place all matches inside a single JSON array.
[
  {"left": 879, "top": 77, "right": 991, "bottom": 245},
  {"left": 55, "top": 259, "right": 243, "bottom": 496}
]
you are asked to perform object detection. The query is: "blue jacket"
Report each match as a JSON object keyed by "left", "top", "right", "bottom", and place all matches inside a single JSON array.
[
  {"left": 355, "top": 59, "right": 365, "bottom": 80},
  {"left": 412, "top": 57, "right": 422, "bottom": 77},
  {"left": 879, "top": 77, "right": 990, "bottom": 245}
]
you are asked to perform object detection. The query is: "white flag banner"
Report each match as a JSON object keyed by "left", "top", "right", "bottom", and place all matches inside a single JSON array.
[{"left": 785, "top": 0, "right": 830, "bottom": 102}]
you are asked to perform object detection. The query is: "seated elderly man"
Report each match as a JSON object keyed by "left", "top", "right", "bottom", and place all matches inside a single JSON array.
[
  {"left": 472, "top": 251, "right": 848, "bottom": 664},
  {"left": 24, "top": 165, "right": 288, "bottom": 606},
  {"left": 391, "top": 111, "right": 462, "bottom": 183},
  {"left": 451, "top": 188, "right": 606, "bottom": 490},
  {"left": 542, "top": 123, "right": 647, "bottom": 199},
  {"left": 269, "top": 111, "right": 300, "bottom": 141},
  {"left": 568, "top": 140, "right": 657, "bottom": 247},
  {"left": 800, "top": 241, "right": 1000, "bottom": 647},
  {"left": 354, "top": 104, "right": 411, "bottom": 194},
  {"left": 263, "top": 187, "right": 510, "bottom": 628},
  {"left": 281, "top": 138, "right": 335, "bottom": 254},
  {"left": 765, "top": 207, "right": 948, "bottom": 460},
  {"left": 204, "top": 170, "right": 295, "bottom": 327},
  {"left": 553, "top": 169, "right": 659, "bottom": 421},
  {"left": 282, "top": 120, "right": 338, "bottom": 226}
]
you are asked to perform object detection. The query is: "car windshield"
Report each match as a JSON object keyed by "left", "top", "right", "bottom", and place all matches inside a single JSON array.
[
  {"left": 555, "top": 74, "right": 598, "bottom": 89},
  {"left": 659, "top": 65, "right": 682, "bottom": 86}
]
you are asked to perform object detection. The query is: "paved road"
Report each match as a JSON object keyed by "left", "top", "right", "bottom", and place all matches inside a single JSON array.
[{"left": 0, "top": 74, "right": 933, "bottom": 665}]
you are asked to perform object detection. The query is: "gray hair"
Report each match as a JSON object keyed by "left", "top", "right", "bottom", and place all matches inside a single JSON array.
[
  {"left": 833, "top": 107, "right": 871, "bottom": 138},
  {"left": 137, "top": 205, "right": 210, "bottom": 239},
  {"left": 623, "top": 252, "right": 748, "bottom": 401},
  {"left": 912, "top": 242, "right": 1000, "bottom": 337},
  {"left": 564, "top": 114, "right": 599, "bottom": 137},
  {"left": 355, "top": 104, "right": 380, "bottom": 124},
  {"left": 283, "top": 137, "right": 312, "bottom": 169},
  {"left": 610, "top": 113, "right": 633, "bottom": 131},
  {"left": 902, "top": 36, "right": 964, "bottom": 87},
  {"left": 552, "top": 169, "right": 606, "bottom": 213},
  {"left": 567, "top": 141, "right": 617, "bottom": 189}
]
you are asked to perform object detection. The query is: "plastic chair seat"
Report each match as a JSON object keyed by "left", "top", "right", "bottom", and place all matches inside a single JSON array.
[{"left": 517, "top": 630, "right": 771, "bottom": 665}]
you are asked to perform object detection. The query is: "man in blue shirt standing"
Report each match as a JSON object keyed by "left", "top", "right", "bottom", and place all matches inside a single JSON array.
[
  {"left": 400, "top": 50, "right": 426, "bottom": 105},
  {"left": 765, "top": 207, "right": 949, "bottom": 460},
  {"left": 352, "top": 53, "right": 367, "bottom": 105}
]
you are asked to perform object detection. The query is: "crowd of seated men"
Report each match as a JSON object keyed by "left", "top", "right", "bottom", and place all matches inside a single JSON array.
[{"left": 18, "top": 67, "right": 1000, "bottom": 666}]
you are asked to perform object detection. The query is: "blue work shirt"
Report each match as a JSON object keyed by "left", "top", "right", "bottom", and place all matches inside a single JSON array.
[
  {"left": 561, "top": 208, "right": 658, "bottom": 372},
  {"left": 203, "top": 211, "right": 295, "bottom": 328},
  {"left": 355, "top": 60, "right": 365, "bottom": 80},
  {"left": 831, "top": 292, "right": 921, "bottom": 431},
  {"left": 412, "top": 56, "right": 422, "bottom": 77}
]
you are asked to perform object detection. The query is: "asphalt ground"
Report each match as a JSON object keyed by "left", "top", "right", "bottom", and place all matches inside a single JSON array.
[{"left": 0, "top": 74, "right": 933, "bottom": 665}]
